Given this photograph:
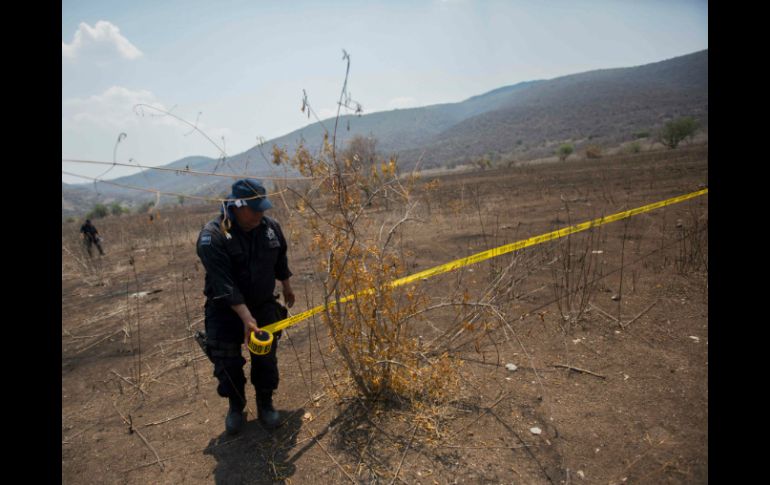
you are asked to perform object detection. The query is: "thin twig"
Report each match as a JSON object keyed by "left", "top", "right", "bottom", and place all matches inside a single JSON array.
[
  {"left": 113, "top": 400, "right": 131, "bottom": 426},
  {"left": 391, "top": 424, "right": 418, "bottom": 485},
  {"left": 355, "top": 427, "right": 377, "bottom": 477},
  {"left": 62, "top": 422, "right": 99, "bottom": 444},
  {"left": 131, "top": 425, "right": 165, "bottom": 471},
  {"left": 62, "top": 245, "right": 91, "bottom": 272},
  {"left": 589, "top": 303, "right": 619, "bottom": 323},
  {"left": 121, "top": 437, "right": 244, "bottom": 473},
  {"left": 435, "top": 444, "right": 535, "bottom": 449},
  {"left": 73, "top": 328, "right": 123, "bottom": 355},
  {"left": 374, "top": 359, "right": 410, "bottom": 369},
  {"left": 450, "top": 391, "right": 509, "bottom": 439},
  {"left": 111, "top": 369, "right": 148, "bottom": 396},
  {"left": 307, "top": 425, "right": 356, "bottom": 483},
  {"left": 141, "top": 411, "right": 192, "bottom": 428},
  {"left": 621, "top": 299, "right": 659, "bottom": 329},
  {"left": 551, "top": 364, "right": 606, "bottom": 380}
]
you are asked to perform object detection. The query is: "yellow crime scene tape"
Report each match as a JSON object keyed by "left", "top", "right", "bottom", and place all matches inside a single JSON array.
[{"left": 260, "top": 188, "right": 708, "bottom": 336}]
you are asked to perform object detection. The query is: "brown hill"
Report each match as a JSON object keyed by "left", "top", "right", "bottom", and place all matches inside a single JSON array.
[
  {"left": 63, "top": 50, "right": 707, "bottom": 214},
  {"left": 399, "top": 50, "right": 707, "bottom": 168}
]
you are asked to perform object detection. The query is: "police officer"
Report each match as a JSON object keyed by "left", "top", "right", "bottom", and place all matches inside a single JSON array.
[
  {"left": 80, "top": 219, "right": 104, "bottom": 257},
  {"left": 196, "top": 179, "right": 295, "bottom": 434}
]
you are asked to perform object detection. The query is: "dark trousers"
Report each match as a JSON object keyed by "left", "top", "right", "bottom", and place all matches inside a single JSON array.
[
  {"left": 84, "top": 237, "right": 104, "bottom": 257},
  {"left": 206, "top": 300, "right": 283, "bottom": 405}
]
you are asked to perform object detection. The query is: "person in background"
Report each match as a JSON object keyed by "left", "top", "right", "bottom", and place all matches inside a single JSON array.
[{"left": 80, "top": 219, "right": 104, "bottom": 257}]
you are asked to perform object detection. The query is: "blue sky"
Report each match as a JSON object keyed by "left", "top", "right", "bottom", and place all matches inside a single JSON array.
[{"left": 62, "top": 0, "right": 708, "bottom": 183}]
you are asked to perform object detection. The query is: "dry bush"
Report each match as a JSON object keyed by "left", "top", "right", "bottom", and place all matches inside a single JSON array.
[
  {"left": 275, "top": 135, "right": 461, "bottom": 405},
  {"left": 675, "top": 207, "right": 708, "bottom": 275},
  {"left": 549, "top": 205, "right": 603, "bottom": 331},
  {"left": 584, "top": 144, "right": 603, "bottom": 159}
]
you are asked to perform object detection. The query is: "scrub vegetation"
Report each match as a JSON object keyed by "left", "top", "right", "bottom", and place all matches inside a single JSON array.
[{"left": 62, "top": 56, "right": 708, "bottom": 484}]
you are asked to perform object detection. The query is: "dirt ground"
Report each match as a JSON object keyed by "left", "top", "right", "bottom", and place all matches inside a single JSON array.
[{"left": 61, "top": 143, "right": 708, "bottom": 484}]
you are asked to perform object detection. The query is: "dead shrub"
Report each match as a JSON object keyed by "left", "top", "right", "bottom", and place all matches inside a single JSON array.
[
  {"left": 276, "top": 133, "right": 462, "bottom": 405},
  {"left": 550, "top": 209, "right": 603, "bottom": 331},
  {"left": 585, "top": 145, "right": 603, "bottom": 159}
]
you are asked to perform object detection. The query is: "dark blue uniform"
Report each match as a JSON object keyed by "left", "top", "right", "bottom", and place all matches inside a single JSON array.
[
  {"left": 80, "top": 220, "right": 104, "bottom": 256},
  {"left": 196, "top": 211, "right": 292, "bottom": 404}
]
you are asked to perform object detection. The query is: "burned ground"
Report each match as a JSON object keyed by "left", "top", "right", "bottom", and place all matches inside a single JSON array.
[{"left": 62, "top": 144, "right": 707, "bottom": 484}]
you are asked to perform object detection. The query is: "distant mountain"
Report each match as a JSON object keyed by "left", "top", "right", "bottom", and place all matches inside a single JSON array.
[
  {"left": 403, "top": 50, "right": 707, "bottom": 168},
  {"left": 63, "top": 50, "right": 707, "bottom": 215},
  {"left": 62, "top": 182, "right": 102, "bottom": 220}
]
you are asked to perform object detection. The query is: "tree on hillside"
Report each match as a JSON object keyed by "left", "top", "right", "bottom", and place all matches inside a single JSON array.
[
  {"left": 657, "top": 117, "right": 699, "bottom": 149},
  {"left": 557, "top": 144, "right": 574, "bottom": 162},
  {"left": 88, "top": 203, "right": 108, "bottom": 219},
  {"left": 109, "top": 202, "right": 126, "bottom": 216},
  {"left": 343, "top": 134, "right": 378, "bottom": 170}
]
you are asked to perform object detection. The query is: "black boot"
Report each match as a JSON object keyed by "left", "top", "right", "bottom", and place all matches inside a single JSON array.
[
  {"left": 256, "top": 390, "right": 280, "bottom": 429},
  {"left": 225, "top": 396, "right": 246, "bottom": 435}
]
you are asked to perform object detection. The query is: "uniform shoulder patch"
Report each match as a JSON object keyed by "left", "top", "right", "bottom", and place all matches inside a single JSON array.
[{"left": 200, "top": 234, "right": 212, "bottom": 246}]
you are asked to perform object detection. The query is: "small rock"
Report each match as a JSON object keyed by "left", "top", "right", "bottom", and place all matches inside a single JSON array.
[
  {"left": 530, "top": 427, "right": 542, "bottom": 435},
  {"left": 577, "top": 470, "right": 585, "bottom": 480},
  {"left": 505, "top": 363, "right": 518, "bottom": 371},
  {"left": 303, "top": 412, "right": 313, "bottom": 421},
  {"left": 591, "top": 250, "right": 603, "bottom": 254},
  {"left": 572, "top": 338, "right": 582, "bottom": 344},
  {"left": 611, "top": 294, "right": 621, "bottom": 301},
  {"left": 623, "top": 374, "right": 630, "bottom": 381},
  {"left": 689, "top": 336, "right": 700, "bottom": 343}
]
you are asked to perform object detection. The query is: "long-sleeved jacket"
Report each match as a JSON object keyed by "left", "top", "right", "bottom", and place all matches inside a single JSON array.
[
  {"left": 196, "top": 213, "right": 292, "bottom": 309},
  {"left": 80, "top": 222, "right": 99, "bottom": 241}
]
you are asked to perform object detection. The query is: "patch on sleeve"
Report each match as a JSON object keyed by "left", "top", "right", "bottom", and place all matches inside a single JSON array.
[{"left": 200, "top": 234, "right": 212, "bottom": 246}]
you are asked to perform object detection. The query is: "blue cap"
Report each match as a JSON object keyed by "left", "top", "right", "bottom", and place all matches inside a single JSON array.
[{"left": 229, "top": 178, "right": 273, "bottom": 212}]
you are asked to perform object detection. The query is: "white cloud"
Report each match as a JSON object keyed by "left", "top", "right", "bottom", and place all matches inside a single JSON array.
[
  {"left": 387, "top": 96, "right": 418, "bottom": 109},
  {"left": 62, "top": 86, "right": 237, "bottom": 180},
  {"left": 63, "top": 86, "right": 170, "bottom": 127},
  {"left": 62, "top": 20, "right": 143, "bottom": 61}
]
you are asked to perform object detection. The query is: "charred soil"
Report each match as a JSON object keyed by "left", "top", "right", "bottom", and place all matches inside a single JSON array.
[{"left": 62, "top": 144, "right": 708, "bottom": 484}]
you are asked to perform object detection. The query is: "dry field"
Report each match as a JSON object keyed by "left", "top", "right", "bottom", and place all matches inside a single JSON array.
[{"left": 62, "top": 143, "right": 708, "bottom": 484}]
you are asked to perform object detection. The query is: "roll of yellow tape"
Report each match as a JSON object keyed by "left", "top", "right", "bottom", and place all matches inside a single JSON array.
[{"left": 248, "top": 330, "right": 274, "bottom": 355}]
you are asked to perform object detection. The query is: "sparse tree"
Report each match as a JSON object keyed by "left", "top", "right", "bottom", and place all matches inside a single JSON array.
[
  {"left": 558, "top": 144, "right": 574, "bottom": 162},
  {"left": 342, "top": 134, "right": 382, "bottom": 205},
  {"left": 88, "top": 203, "right": 108, "bottom": 219},
  {"left": 657, "top": 117, "right": 699, "bottom": 149},
  {"left": 343, "top": 134, "right": 377, "bottom": 170},
  {"left": 109, "top": 202, "right": 126, "bottom": 216},
  {"left": 476, "top": 157, "right": 491, "bottom": 170}
]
